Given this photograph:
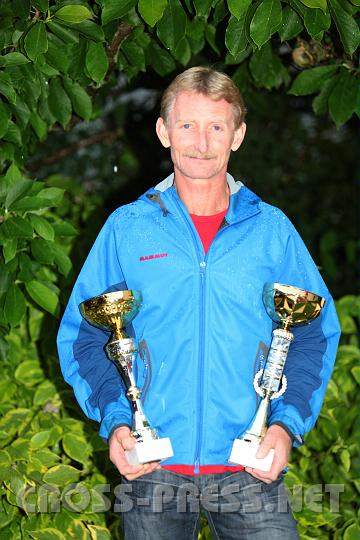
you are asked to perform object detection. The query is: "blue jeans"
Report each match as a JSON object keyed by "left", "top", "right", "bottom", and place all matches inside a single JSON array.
[{"left": 119, "top": 469, "right": 300, "bottom": 539}]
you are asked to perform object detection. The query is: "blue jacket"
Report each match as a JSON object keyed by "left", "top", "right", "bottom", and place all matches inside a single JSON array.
[{"left": 57, "top": 174, "right": 340, "bottom": 469}]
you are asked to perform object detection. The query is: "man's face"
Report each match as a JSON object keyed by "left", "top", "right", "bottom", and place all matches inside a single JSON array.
[{"left": 156, "top": 91, "right": 246, "bottom": 182}]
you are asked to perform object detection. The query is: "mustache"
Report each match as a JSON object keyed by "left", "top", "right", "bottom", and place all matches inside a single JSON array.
[{"left": 184, "top": 153, "right": 216, "bottom": 159}]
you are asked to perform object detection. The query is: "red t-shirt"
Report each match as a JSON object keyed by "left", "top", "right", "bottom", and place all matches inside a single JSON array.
[{"left": 162, "top": 208, "right": 244, "bottom": 475}]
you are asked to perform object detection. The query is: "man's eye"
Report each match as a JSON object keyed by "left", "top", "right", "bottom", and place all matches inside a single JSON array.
[
  {"left": 183, "top": 123, "right": 191, "bottom": 129},
  {"left": 213, "top": 125, "right": 221, "bottom": 131}
]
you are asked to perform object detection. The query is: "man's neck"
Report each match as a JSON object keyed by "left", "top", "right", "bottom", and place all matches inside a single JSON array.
[{"left": 174, "top": 173, "right": 229, "bottom": 216}]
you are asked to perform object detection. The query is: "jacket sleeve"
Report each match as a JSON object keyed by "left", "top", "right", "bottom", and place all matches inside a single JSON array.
[
  {"left": 267, "top": 213, "right": 341, "bottom": 446},
  {"left": 57, "top": 211, "right": 132, "bottom": 440}
]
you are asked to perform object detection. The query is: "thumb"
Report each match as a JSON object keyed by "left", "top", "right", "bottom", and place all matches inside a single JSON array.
[{"left": 256, "top": 436, "right": 273, "bottom": 459}]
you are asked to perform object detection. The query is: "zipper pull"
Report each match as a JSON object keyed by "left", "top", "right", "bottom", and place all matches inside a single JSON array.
[{"left": 199, "top": 261, "right": 206, "bottom": 274}]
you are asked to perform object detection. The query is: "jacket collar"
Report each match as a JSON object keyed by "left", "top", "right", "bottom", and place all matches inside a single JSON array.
[
  {"left": 154, "top": 172, "right": 243, "bottom": 195},
  {"left": 151, "top": 173, "right": 261, "bottom": 224}
]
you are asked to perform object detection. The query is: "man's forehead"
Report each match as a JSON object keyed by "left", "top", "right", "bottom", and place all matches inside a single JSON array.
[{"left": 170, "top": 91, "right": 233, "bottom": 118}]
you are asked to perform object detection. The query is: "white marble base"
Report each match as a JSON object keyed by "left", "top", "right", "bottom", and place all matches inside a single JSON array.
[
  {"left": 229, "top": 439, "right": 274, "bottom": 472},
  {"left": 125, "top": 437, "right": 173, "bottom": 466}
]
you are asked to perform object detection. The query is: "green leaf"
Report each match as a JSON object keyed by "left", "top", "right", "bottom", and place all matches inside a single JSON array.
[
  {"left": 46, "top": 20, "right": 79, "bottom": 44},
  {"left": 42, "top": 465, "right": 80, "bottom": 486},
  {"left": 29, "top": 529, "right": 67, "bottom": 540},
  {"left": 86, "top": 41, "right": 109, "bottom": 84},
  {"left": 30, "top": 431, "right": 51, "bottom": 450},
  {"left": 225, "top": 14, "right": 248, "bottom": 57},
  {"left": 55, "top": 5, "right": 92, "bottom": 24},
  {"left": 298, "top": 0, "right": 327, "bottom": 10},
  {"left": 328, "top": 0, "right": 358, "bottom": 55},
  {"left": 31, "top": 238, "right": 55, "bottom": 264},
  {"left": 14, "top": 360, "right": 44, "bottom": 386},
  {"left": 205, "top": 24, "right": 221, "bottom": 55},
  {"left": 0, "top": 268, "right": 12, "bottom": 295},
  {"left": 24, "top": 22, "right": 48, "bottom": 61},
  {"left": 193, "top": 0, "right": 213, "bottom": 17},
  {"left": 250, "top": 0, "right": 283, "bottom": 48},
  {"left": 278, "top": 6, "right": 303, "bottom": 40},
  {"left": 312, "top": 76, "right": 338, "bottom": 114},
  {"left": 29, "top": 111, "right": 48, "bottom": 141},
  {"left": 121, "top": 40, "right": 146, "bottom": 71},
  {"left": 138, "top": 0, "right": 167, "bottom": 26},
  {"left": 62, "top": 77, "right": 92, "bottom": 120},
  {"left": 34, "top": 0, "right": 49, "bottom": 11},
  {"left": 52, "top": 243, "right": 72, "bottom": 276},
  {"left": 0, "top": 52, "right": 30, "bottom": 67},
  {"left": 12, "top": 98, "right": 31, "bottom": 130},
  {"left": 62, "top": 433, "right": 91, "bottom": 462},
  {"left": 64, "top": 21, "right": 104, "bottom": 42},
  {"left": 0, "top": 102, "right": 10, "bottom": 138},
  {"left": 101, "top": 0, "right": 137, "bottom": 25},
  {"left": 5, "top": 179, "right": 33, "bottom": 209},
  {"left": 173, "top": 37, "right": 191, "bottom": 66},
  {"left": 146, "top": 41, "right": 176, "bottom": 76},
  {"left": 4, "top": 285, "right": 26, "bottom": 327},
  {"left": 289, "top": 65, "right": 338, "bottom": 95},
  {"left": 304, "top": 7, "right": 331, "bottom": 38},
  {"left": 343, "top": 523, "right": 360, "bottom": 540},
  {"left": 351, "top": 365, "right": 360, "bottom": 384},
  {"left": 157, "top": 0, "right": 187, "bottom": 51},
  {"left": 3, "top": 121, "right": 22, "bottom": 146},
  {"left": 44, "top": 33, "right": 72, "bottom": 73},
  {"left": 0, "top": 73, "right": 16, "bottom": 105},
  {"left": 3, "top": 238, "right": 17, "bottom": 263},
  {"left": 1, "top": 216, "right": 33, "bottom": 238},
  {"left": 249, "top": 42, "right": 288, "bottom": 89},
  {"left": 340, "top": 449, "right": 350, "bottom": 471},
  {"left": 2, "top": 164, "right": 21, "bottom": 187},
  {"left": 48, "top": 77, "right": 72, "bottom": 128},
  {"left": 29, "top": 214, "right": 55, "bottom": 241},
  {"left": 17, "top": 253, "right": 35, "bottom": 283},
  {"left": 328, "top": 70, "right": 358, "bottom": 126},
  {"left": 33, "top": 381, "right": 58, "bottom": 406},
  {"left": 52, "top": 221, "right": 78, "bottom": 236},
  {"left": 9, "top": 196, "right": 55, "bottom": 212},
  {"left": 25, "top": 280, "right": 59, "bottom": 315},
  {"left": 227, "top": 0, "right": 252, "bottom": 19}
]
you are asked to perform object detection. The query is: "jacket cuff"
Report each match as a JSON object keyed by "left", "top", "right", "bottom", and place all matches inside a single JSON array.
[
  {"left": 268, "top": 421, "right": 304, "bottom": 447},
  {"left": 99, "top": 406, "right": 132, "bottom": 440}
]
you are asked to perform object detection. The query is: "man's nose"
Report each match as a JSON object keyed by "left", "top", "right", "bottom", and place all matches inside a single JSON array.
[{"left": 194, "top": 128, "right": 208, "bottom": 153}]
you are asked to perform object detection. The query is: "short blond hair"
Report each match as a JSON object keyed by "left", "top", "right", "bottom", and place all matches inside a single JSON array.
[{"left": 160, "top": 67, "right": 247, "bottom": 127}]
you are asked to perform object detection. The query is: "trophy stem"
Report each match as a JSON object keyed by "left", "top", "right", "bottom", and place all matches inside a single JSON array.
[{"left": 243, "top": 391, "right": 271, "bottom": 441}]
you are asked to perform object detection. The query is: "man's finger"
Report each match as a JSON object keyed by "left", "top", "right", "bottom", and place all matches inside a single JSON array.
[{"left": 256, "top": 438, "right": 273, "bottom": 459}]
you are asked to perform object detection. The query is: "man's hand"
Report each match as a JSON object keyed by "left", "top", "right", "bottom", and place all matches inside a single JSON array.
[
  {"left": 245, "top": 424, "right": 292, "bottom": 484},
  {"left": 109, "top": 426, "right": 161, "bottom": 481}
]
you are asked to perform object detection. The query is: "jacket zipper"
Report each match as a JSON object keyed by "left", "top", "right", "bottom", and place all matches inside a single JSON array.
[{"left": 172, "top": 196, "right": 207, "bottom": 474}]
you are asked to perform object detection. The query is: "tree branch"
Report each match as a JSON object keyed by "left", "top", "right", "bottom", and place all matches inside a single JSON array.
[
  {"left": 27, "top": 128, "right": 123, "bottom": 172},
  {"left": 107, "top": 22, "right": 134, "bottom": 69}
]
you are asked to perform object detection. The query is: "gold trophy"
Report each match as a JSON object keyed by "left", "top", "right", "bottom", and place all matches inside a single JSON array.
[
  {"left": 229, "top": 283, "right": 325, "bottom": 471},
  {"left": 79, "top": 290, "right": 173, "bottom": 466}
]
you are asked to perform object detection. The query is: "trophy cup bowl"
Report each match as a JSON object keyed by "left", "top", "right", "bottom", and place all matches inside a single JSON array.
[
  {"left": 79, "top": 290, "right": 173, "bottom": 466},
  {"left": 229, "top": 283, "right": 325, "bottom": 471}
]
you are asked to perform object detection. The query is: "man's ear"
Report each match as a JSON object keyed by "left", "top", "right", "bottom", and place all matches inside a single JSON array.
[
  {"left": 231, "top": 122, "right": 247, "bottom": 152},
  {"left": 156, "top": 117, "right": 171, "bottom": 148}
]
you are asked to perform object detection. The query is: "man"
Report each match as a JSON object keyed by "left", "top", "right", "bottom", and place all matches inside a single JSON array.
[{"left": 57, "top": 67, "right": 340, "bottom": 539}]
